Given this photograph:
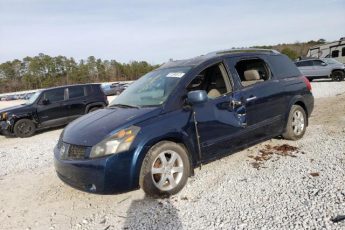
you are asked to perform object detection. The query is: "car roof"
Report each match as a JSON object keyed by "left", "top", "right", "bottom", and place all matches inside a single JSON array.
[
  {"left": 43, "top": 83, "right": 101, "bottom": 91},
  {"left": 295, "top": 58, "right": 319, "bottom": 62},
  {"left": 158, "top": 49, "right": 281, "bottom": 69}
]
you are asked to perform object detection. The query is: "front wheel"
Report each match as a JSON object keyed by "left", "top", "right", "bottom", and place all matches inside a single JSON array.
[
  {"left": 139, "top": 141, "right": 190, "bottom": 198},
  {"left": 331, "top": 70, "right": 345, "bottom": 81},
  {"left": 13, "top": 119, "right": 36, "bottom": 138},
  {"left": 282, "top": 105, "right": 307, "bottom": 140}
]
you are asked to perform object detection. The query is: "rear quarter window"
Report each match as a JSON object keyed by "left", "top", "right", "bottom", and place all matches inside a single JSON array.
[{"left": 267, "top": 55, "right": 301, "bottom": 78}]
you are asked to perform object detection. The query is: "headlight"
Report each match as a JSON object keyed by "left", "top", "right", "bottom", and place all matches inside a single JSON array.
[
  {"left": 90, "top": 126, "right": 140, "bottom": 158},
  {"left": 1, "top": 112, "right": 8, "bottom": 120}
]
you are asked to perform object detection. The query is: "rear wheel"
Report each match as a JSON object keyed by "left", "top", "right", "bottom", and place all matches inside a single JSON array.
[
  {"left": 331, "top": 70, "right": 344, "bottom": 81},
  {"left": 139, "top": 141, "right": 190, "bottom": 198},
  {"left": 282, "top": 105, "right": 307, "bottom": 140},
  {"left": 13, "top": 119, "right": 36, "bottom": 138}
]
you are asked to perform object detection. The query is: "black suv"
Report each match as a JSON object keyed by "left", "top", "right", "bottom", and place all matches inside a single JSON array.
[{"left": 0, "top": 84, "right": 108, "bottom": 137}]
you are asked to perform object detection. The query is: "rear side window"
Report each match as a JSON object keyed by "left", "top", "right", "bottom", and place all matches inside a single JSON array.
[
  {"left": 234, "top": 58, "right": 271, "bottom": 87},
  {"left": 68, "top": 86, "right": 85, "bottom": 99},
  {"left": 92, "top": 85, "right": 104, "bottom": 95},
  {"left": 42, "top": 88, "right": 65, "bottom": 103},
  {"left": 342, "top": 47, "right": 345, "bottom": 57},
  {"left": 266, "top": 55, "right": 301, "bottom": 78}
]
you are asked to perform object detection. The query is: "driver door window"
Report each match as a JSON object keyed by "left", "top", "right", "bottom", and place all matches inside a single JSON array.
[{"left": 187, "top": 63, "right": 232, "bottom": 99}]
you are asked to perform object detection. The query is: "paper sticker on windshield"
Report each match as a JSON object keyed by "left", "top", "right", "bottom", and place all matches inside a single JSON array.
[{"left": 167, "top": 72, "right": 185, "bottom": 78}]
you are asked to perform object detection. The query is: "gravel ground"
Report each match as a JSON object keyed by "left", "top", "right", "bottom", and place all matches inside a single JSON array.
[
  {"left": 311, "top": 79, "right": 345, "bottom": 98},
  {"left": 0, "top": 81, "right": 344, "bottom": 230}
]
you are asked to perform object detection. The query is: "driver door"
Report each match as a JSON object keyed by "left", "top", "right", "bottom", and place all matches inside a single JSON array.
[
  {"left": 36, "top": 88, "right": 67, "bottom": 127},
  {"left": 188, "top": 62, "right": 247, "bottom": 161}
]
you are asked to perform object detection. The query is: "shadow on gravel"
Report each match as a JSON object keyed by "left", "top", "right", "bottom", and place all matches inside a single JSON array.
[{"left": 123, "top": 195, "right": 182, "bottom": 230}]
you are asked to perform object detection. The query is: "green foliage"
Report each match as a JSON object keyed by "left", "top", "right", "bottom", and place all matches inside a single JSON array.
[
  {"left": 281, "top": 47, "right": 299, "bottom": 60},
  {"left": 0, "top": 54, "right": 159, "bottom": 93}
]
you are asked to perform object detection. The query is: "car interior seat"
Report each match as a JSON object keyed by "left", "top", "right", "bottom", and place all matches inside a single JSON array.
[
  {"left": 242, "top": 69, "right": 263, "bottom": 87},
  {"left": 207, "top": 77, "right": 226, "bottom": 98}
]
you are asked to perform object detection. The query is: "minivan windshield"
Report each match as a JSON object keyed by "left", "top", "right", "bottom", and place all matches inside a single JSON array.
[
  {"left": 24, "top": 91, "right": 41, "bottom": 105},
  {"left": 110, "top": 67, "right": 191, "bottom": 107}
]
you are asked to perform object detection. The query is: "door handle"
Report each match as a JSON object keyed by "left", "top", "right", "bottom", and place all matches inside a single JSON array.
[{"left": 246, "top": 96, "right": 257, "bottom": 102}]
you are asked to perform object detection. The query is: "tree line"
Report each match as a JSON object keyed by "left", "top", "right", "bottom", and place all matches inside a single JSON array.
[
  {"left": 0, "top": 53, "right": 159, "bottom": 93},
  {"left": 254, "top": 39, "right": 326, "bottom": 60},
  {"left": 0, "top": 39, "right": 327, "bottom": 94}
]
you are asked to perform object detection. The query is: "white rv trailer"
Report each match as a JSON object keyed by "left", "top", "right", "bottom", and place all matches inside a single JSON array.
[{"left": 307, "top": 37, "right": 345, "bottom": 64}]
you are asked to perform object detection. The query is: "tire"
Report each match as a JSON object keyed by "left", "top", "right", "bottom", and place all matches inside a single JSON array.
[
  {"left": 139, "top": 141, "right": 190, "bottom": 198},
  {"left": 88, "top": 107, "right": 101, "bottom": 113},
  {"left": 331, "top": 70, "right": 345, "bottom": 82},
  {"left": 282, "top": 105, "right": 307, "bottom": 140},
  {"left": 13, "top": 119, "right": 36, "bottom": 138}
]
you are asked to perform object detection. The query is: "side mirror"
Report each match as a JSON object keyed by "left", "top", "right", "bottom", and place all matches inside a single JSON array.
[
  {"left": 187, "top": 90, "right": 208, "bottom": 105},
  {"left": 42, "top": 99, "right": 50, "bottom": 105},
  {"left": 321, "top": 62, "right": 327, "bottom": 66}
]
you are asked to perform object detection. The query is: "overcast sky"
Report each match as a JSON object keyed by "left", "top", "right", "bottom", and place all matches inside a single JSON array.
[{"left": 0, "top": 0, "right": 344, "bottom": 64}]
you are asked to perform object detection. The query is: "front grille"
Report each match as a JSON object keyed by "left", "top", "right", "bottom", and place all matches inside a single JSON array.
[
  {"left": 67, "top": 144, "right": 86, "bottom": 160},
  {"left": 58, "top": 139, "right": 87, "bottom": 160}
]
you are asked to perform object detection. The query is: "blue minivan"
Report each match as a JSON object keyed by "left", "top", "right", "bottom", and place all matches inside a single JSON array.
[{"left": 54, "top": 49, "right": 314, "bottom": 197}]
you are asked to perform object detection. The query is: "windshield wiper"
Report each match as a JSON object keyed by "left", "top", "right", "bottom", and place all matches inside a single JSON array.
[{"left": 109, "top": 104, "right": 140, "bottom": 109}]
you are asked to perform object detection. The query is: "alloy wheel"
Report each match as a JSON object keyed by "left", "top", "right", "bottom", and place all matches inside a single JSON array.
[
  {"left": 292, "top": 110, "right": 305, "bottom": 135},
  {"left": 151, "top": 150, "right": 184, "bottom": 191}
]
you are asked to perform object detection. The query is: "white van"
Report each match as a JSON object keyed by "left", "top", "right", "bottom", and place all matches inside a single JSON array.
[{"left": 307, "top": 38, "right": 345, "bottom": 64}]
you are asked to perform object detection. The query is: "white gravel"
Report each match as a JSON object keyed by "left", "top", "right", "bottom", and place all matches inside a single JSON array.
[
  {"left": 311, "top": 79, "right": 345, "bottom": 98},
  {"left": 0, "top": 81, "right": 344, "bottom": 230},
  {"left": 0, "top": 128, "right": 62, "bottom": 176}
]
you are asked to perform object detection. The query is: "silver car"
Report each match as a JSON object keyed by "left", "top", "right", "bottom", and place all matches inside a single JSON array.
[{"left": 295, "top": 58, "right": 345, "bottom": 81}]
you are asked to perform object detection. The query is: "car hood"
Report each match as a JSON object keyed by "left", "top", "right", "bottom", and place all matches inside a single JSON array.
[
  {"left": 0, "top": 104, "right": 32, "bottom": 115},
  {"left": 63, "top": 106, "right": 162, "bottom": 146}
]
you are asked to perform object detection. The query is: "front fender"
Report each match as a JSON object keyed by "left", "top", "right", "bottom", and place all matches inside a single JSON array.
[
  {"left": 7, "top": 112, "right": 37, "bottom": 132},
  {"left": 128, "top": 110, "right": 197, "bottom": 189}
]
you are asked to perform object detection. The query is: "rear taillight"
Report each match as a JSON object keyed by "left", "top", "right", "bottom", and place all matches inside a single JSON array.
[{"left": 302, "top": 76, "right": 312, "bottom": 91}]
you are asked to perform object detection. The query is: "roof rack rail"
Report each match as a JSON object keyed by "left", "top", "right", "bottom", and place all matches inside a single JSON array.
[{"left": 207, "top": 48, "right": 280, "bottom": 56}]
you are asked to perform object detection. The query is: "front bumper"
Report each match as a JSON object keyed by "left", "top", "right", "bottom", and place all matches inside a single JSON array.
[
  {"left": 1, "top": 120, "right": 9, "bottom": 129},
  {"left": 0, "top": 120, "right": 13, "bottom": 135},
  {"left": 54, "top": 146, "right": 138, "bottom": 194}
]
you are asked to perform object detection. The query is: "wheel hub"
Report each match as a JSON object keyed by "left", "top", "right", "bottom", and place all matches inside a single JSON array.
[
  {"left": 292, "top": 110, "right": 305, "bottom": 135},
  {"left": 151, "top": 150, "right": 184, "bottom": 191}
]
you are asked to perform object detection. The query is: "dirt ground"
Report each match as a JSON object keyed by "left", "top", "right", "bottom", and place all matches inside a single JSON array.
[{"left": 0, "top": 93, "right": 344, "bottom": 229}]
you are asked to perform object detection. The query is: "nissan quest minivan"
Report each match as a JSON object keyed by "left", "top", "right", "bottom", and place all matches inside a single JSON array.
[{"left": 54, "top": 49, "right": 314, "bottom": 197}]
